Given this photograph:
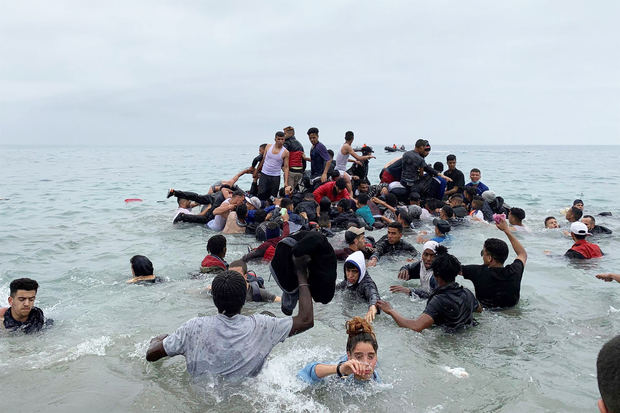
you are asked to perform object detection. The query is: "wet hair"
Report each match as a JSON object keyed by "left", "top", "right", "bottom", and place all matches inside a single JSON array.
[
  {"left": 388, "top": 221, "right": 403, "bottom": 233},
  {"left": 435, "top": 244, "right": 449, "bottom": 256},
  {"left": 259, "top": 143, "right": 267, "bottom": 150},
  {"left": 446, "top": 154, "right": 456, "bottom": 162},
  {"left": 344, "top": 131, "right": 354, "bottom": 141},
  {"left": 509, "top": 207, "right": 525, "bottom": 221},
  {"left": 211, "top": 270, "right": 247, "bottom": 316},
  {"left": 235, "top": 203, "right": 248, "bottom": 220},
  {"left": 130, "top": 255, "right": 153, "bottom": 277},
  {"left": 583, "top": 214, "right": 595, "bottom": 224},
  {"left": 433, "top": 162, "right": 444, "bottom": 173},
  {"left": 9, "top": 278, "right": 39, "bottom": 296},
  {"left": 597, "top": 335, "right": 620, "bottom": 413},
  {"left": 275, "top": 131, "right": 285, "bottom": 138},
  {"left": 357, "top": 193, "right": 369, "bottom": 205},
  {"left": 345, "top": 316, "right": 378, "bottom": 354},
  {"left": 307, "top": 127, "right": 319, "bottom": 135},
  {"left": 384, "top": 193, "right": 398, "bottom": 208},
  {"left": 337, "top": 198, "right": 351, "bottom": 212},
  {"left": 280, "top": 198, "right": 293, "bottom": 210},
  {"left": 573, "top": 199, "right": 584, "bottom": 206},
  {"left": 483, "top": 238, "right": 509, "bottom": 264},
  {"left": 464, "top": 186, "right": 477, "bottom": 200},
  {"left": 441, "top": 205, "right": 454, "bottom": 218},
  {"left": 253, "top": 209, "right": 267, "bottom": 224},
  {"left": 414, "top": 139, "right": 427, "bottom": 148},
  {"left": 207, "top": 234, "right": 227, "bottom": 256},
  {"left": 335, "top": 178, "right": 347, "bottom": 191},
  {"left": 431, "top": 253, "right": 461, "bottom": 283},
  {"left": 228, "top": 259, "right": 247, "bottom": 275},
  {"left": 570, "top": 206, "right": 583, "bottom": 220},
  {"left": 470, "top": 168, "right": 481, "bottom": 174},
  {"left": 544, "top": 216, "right": 556, "bottom": 226}
]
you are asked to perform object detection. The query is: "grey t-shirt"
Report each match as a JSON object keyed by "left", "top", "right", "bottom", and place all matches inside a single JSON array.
[{"left": 163, "top": 313, "right": 293, "bottom": 378}]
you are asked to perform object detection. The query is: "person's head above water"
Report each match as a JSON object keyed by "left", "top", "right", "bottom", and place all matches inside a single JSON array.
[
  {"left": 387, "top": 222, "right": 404, "bottom": 245},
  {"left": 566, "top": 206, "right": 583, "bottom": 222},
  {"left": 570, "top": 221, "right": 590, "bottom": 241},
  {"left": 597, "top": 334, "right": 620, "bottom": 413},
  {"left": 544, "top": 216, "right": 559, "bottom": 229},
  {"left": 8, "top": 278, "right": 39, "bottom": 322},
  {"left": 421, "top": 241, "right": 447, "bottom": 269},
  {"left": 130, "top": 255, "right": 153, "bottom": 277},
  {"left": 207, "top": 234, "right": 227, "bottom": 259},
  {"left": 572, "top": 199, "right": 584, "bottom": 210},
  {"left": 211, "top": 270, "right": 247, "bottom": 317},
  {"left": 481, "top": 238, "right": 509, "bottom": 267},
  {"left": 581, "top": 214, "right": 597, "bottom": 231},
  {"left": 508, "top": 207, "right": 526, "bottom": 225},
  {"left": 430, "top": 251, "right": 461, "bottom": 284},
  {"left": 345, "top": 316, "right": 378, "bottom": 381}
]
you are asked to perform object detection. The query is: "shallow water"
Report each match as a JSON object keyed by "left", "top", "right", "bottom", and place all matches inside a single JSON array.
[{"left": 1, "top": 144, "right": 619, "bottom": 412}]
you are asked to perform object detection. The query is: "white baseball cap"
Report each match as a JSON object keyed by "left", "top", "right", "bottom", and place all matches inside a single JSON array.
[{"left": 570, "top": 221, "right": 590, "bottom": 236}]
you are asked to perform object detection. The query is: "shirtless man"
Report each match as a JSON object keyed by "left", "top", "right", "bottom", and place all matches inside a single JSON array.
[
  {"left": 256, "top": 131, "right": 289, "bottom": 201},
  {"left": 334, "top": 131, "right": 375, "bottom": 195}
]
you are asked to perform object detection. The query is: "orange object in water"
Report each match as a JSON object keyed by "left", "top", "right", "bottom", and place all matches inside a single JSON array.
[{"left": 124, "top": 198, "right": 143, "bottom": 203}]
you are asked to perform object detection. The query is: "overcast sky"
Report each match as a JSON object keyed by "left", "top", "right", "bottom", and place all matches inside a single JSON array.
[{"left": 1, "top": 1, "right": 618, "bottom": 146}]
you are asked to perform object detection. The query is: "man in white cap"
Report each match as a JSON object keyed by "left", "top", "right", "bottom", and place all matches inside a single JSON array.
[
  {"left": 334, "top": 226, "right": 374, "bottom": 261},
  {"left": 565, "top": 222, "right": 603, "bottom": 259}
]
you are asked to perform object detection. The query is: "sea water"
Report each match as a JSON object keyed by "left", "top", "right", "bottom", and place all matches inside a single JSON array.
[{"left": 0, "top": 144, "right": 618, "bottom": 412}]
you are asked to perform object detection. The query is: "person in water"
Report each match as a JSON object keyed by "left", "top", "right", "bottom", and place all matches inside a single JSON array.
[
  {"left": 298, "top": 316, "right": 380, "bottom": 384},
  {"left": 377, "top": 252, "right": 481, "bottom": 333},
  {"left": 336, "top": 251, "right": 380, "bottom": 323},
  {"left": 581, "top": 215, "right": 613, "bottom": 235},
  {"left": 544, "top": 216, "right": 559, "bottom": 229},
  {"left": 465, "top": 168, "right": 489, "bottom": 196},
  {"left": 127, "top": 255, "right": 163, "bottom": 284},
  {"left": 1, "top": 278, "right": 52, "bottom": 333},
  {"left": 146, "top": 260, "right": 315, "bottom": 379},
  {"left": 201, "top": 235, "right": 228, "bottom": 273},
  {"left": 391, "top": 242, "right": 446, "bottom": 299},
  {"left": 596, "top": 335, "right": 620, "bottom": 413},
  {"left": 368, "top": 222, "right": 417, "bottom": 267},
  {"left": 564, "top": 222, "right": 603, "bottom": 259},
  {"left": 508, "top": 207, "right": 531, "bottom": 232}
]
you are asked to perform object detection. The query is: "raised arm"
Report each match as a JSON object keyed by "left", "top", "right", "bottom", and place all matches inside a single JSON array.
[
  {"left": 497, "top": 219, "right": 527, "bottom": 264},
  {"left": 289, "top": 254, "right": 314, "bottom": 336}
]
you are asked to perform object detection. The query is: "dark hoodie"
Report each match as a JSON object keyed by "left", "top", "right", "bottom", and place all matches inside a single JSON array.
[{"left": 336, "top": 251, "right": 380, "bottom": 308}]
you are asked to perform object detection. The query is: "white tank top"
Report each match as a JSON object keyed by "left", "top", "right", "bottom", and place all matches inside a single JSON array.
[
  {"left": 262, "top": 145, "right": 285, "bottom": 176},
  {"left": 335, "top": 145, "right": 349, "bottom": 171}
]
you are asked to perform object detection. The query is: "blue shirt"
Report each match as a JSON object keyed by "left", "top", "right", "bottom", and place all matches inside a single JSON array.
[
  {"left": 297, "top": 355, "right": 381, "bottom": 384},
  {"left": 310, "top": 142, "right": 330, "bottom": 178},
  {"left": 465, "top": 181, "right": 489, "bottom": 196},
  {"left": 355, "top": 205, "right": 375, "bottom": 226}
]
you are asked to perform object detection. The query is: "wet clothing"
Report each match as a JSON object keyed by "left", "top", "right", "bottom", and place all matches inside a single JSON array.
[
  {"left": 444, "top": 168, "right": 465, "bottom": 194},
  {"left": 310, "top": 142, "right": 331, "bottom": 178},
  {"left": 452, "top": 206, "right": 468, "bottom": 218},
  {"left": 488, "top": 197, "right": 509, "bottom": 215},
  {"left": 400, "top": 261, "right": 437, "bottom": 298},
  {"left": 423, "top": 282, "right": 479, "bottom": 332},
  {"left": 257, "top": 173, "right": 281, "bottom": 201},
  {"left": 336, "top": 251, "right": 380, "bottom": 308},
  {"left": 331, "top": 210, "right": 362, "bottom": 230},
  {"left": 2, "top": 307, "right": 50, "bottom": 334},
  {"left": 251, "top": 154, "right": 263, "bottom": 169},
  {"left": 355, "top": 205, "right": 375, "bottom": 226},
  {"left": 283, "top": 136, "right": 305, "bottom": 173},
  {"left": 465, "top": 181, "right": 489, "bottom": 196},
  {"left": 313, "top": 181, "right": 351, "bottom": 204},
  {"left": 163, "top": 313, "right": 293, "bottom": 378},
  {"left": 246, "top": 283, "right": 277, "bottom": 302},
  {"left": 371, "top": 235, "right": 417, "bottom": 261},
  {"left": 591, "top": 225, "right": 612, "bottom": 235},
  {"left": 243, "top": 222, "right": 291, "bottom": 261},
  {"left": 400, "top": 150, "right": 438, "bottom": 188},
  {"left": 334, "top": 246, "right": 374, "bottom": 261},
  {"left": 564, "top": 240, "right": 603, "bottom": 259},
  {"left": 298, "top": 354, "right": 381, "bottom": 384},
  {"left": 201, "top": 255, "right": 228, "bottom": 273},
  {"left": 461, "top": 259, "right": 525, "bottom": 308},
  {"left": 295, "top": 199, "right": 319, "bottom": 222}
]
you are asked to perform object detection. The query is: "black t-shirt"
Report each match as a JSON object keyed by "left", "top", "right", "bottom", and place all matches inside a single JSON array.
[
  {"left": 444, "top": 168, "right": 465, "bottom": 193},
  {"left": 423, "top": 282, "right": 479, "bottom": 332},
  {"left": 461, "top": 259, "right": 524, "bottom": 308}
]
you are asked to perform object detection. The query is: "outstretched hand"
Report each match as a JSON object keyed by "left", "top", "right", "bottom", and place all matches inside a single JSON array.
[
  {"left": 390, "top": 285, "right": 411, "bottom": 295},
  {"left": 596, "top": 273, "right": 620, "bottom": 283},
  {"left": 376, "top": 300, "right": 393, "bottom": 314}
]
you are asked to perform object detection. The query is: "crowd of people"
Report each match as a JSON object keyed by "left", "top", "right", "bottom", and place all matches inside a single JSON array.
[{"left": 2, "top": 126, "right": 618, "bottom": 411}]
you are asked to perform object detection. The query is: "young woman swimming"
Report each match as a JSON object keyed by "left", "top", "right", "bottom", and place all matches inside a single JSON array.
[{"left": 298, "top": 316, "right": 380, "bottom": 384}]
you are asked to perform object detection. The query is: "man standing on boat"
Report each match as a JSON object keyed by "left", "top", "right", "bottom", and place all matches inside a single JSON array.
[{"left": 255, "top": 131, "right": 289, "bottom": 201}]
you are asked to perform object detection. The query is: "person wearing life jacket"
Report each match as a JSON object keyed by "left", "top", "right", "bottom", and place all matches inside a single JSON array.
[
  {"left": 565, "top": 222, "right": 604, "bottom": 259},
  {"left": 201, "top": 235, "right": 229, "bottom": 273},
  {"left": 1, "top": 278, "right": 53, "bottom": 333},
  {"left": 336, "top": 251, "right": 380, "bottom": 323},
  {"left": 228, "top": 260, "right": 281, "bottom": 303},
  {"left": 283, "top": 126, "right": 306, "bottom": 190}
]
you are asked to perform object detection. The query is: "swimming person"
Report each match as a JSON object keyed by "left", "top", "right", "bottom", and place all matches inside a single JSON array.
[
  {"left": 298, "top": 316, "right": 380, "bottom": 384},
  {"left": 146, "top": 258, "right": 315, "bottom": 378},
  {"left": 544, "top": 216, "right": 559, "bottom": 229},
  {"left": 368, "top": 222, "right": 417, "bottom": 267},
  {"left": 377, "top": 252, "right": 481, "bottom": 332},
  {"left": 1, "top": 278, "right": 53, "bottom": 333},
  {"left": 564, "top": 222, "right": 603, "bottom": 259},
  {"left": 336, "top": 251, "right": 380, "bottom": 323},
  {"left": 127, "top": 255, "right": 163, "bottom": 284}
]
